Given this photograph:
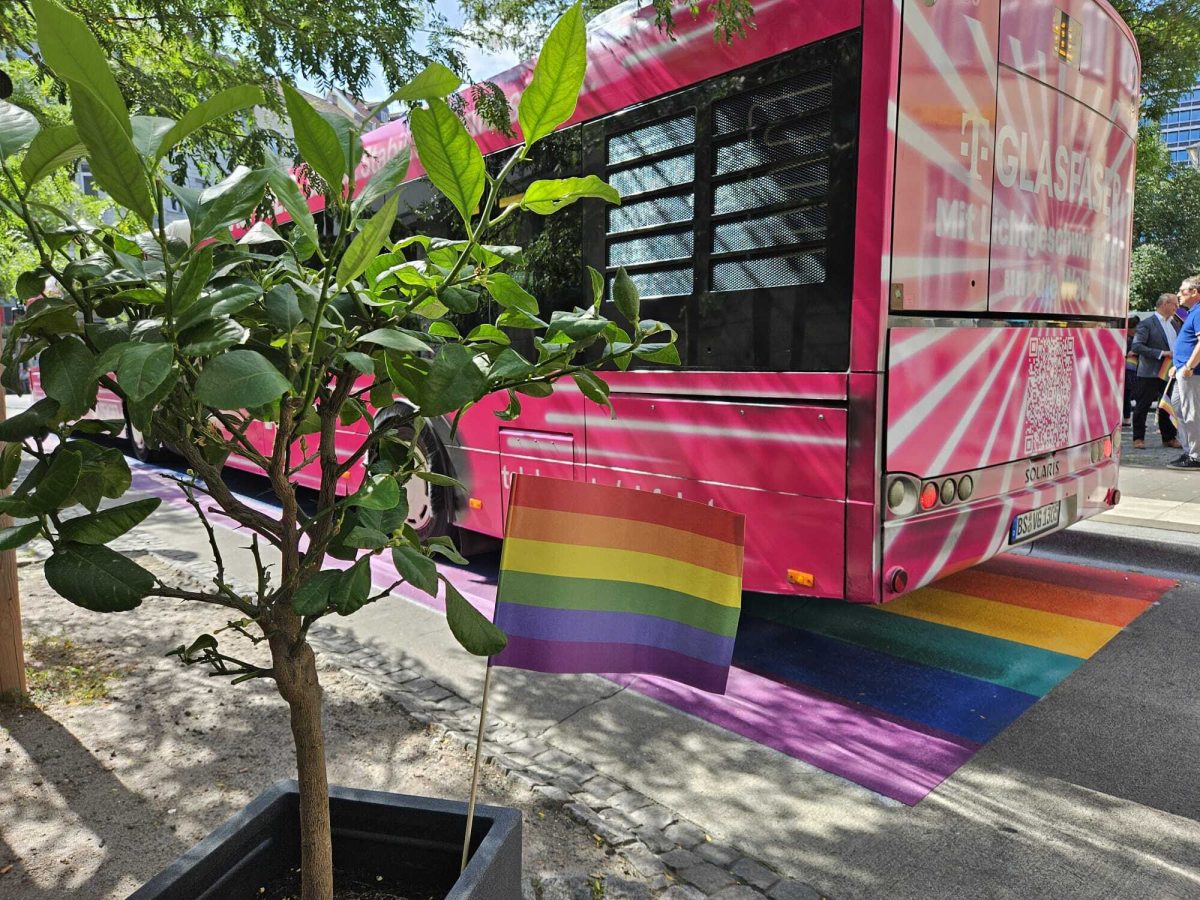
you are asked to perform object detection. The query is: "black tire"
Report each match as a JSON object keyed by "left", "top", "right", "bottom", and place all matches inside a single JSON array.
[{"left": 372, "top": 409, "right": 454, "bottom": 541}]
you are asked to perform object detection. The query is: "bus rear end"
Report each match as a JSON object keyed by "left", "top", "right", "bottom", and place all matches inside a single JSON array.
[{"left": 877, "top": 0, "right": 1139, "bottom": 598}]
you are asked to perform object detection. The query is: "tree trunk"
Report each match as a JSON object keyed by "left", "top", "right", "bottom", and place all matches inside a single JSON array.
[{"left": 271, "top": 622, "right": 333, "bottom": 900}]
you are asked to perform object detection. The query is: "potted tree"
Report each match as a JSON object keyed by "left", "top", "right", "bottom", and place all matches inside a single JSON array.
[{"left": 0, "top": 1, "right": 675, "bottom": 897}]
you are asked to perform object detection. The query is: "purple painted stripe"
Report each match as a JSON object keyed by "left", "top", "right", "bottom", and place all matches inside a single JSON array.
[
  {"left": 609, "top": 668, "right": 981, "bottom": 805},
  {"left": 494, "top": 603, "right": 736, "bottom": 668},
  {"left": 493, "top": 635, "right": 731, "bottom": 694}
]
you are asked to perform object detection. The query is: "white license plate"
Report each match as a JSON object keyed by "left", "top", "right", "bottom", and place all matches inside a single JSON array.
[{"left": 1009, "top": 500, "right": 1062, "bottom": 544}]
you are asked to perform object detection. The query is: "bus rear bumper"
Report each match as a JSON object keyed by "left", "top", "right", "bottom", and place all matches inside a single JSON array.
[{"left": 879, "top": 456, "right": 1120, "bottom": 600}]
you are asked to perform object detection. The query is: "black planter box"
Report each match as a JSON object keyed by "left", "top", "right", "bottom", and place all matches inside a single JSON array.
[{"left": 128, "top": 781, "right": 522, "bottom": 900}]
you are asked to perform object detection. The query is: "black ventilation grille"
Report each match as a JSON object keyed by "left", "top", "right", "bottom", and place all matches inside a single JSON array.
[
  {"left": 609, "top": 152, "right": 695, "bottom": 196},
  {"left": 608, "top": 230, "right": 694, "bottom": 267},
  {"left": 611, "top": 267, "right": 694, "bottom": 300},
  {"left": 712, "top": 206, "right": 827, "bottom": 254},
  {"left": 712, "top": 250, "right": 826, "bottom": 292},
  {"left": 713, "top": 71, "right": 833, "bottom": 136},
  {"left": 715, "top": 114, "right": 832, "bottom": 176},
  {"left": 607, "top": 115, "right": 696, "bottom": 164},
  {"left": 608, "top": 192, "right": 695, "bottom": 233}
]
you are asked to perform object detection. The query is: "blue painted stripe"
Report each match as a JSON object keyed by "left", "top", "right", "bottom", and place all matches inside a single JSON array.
[{"left": 734, "top": 616, "right": 1039, "bottom": 744}]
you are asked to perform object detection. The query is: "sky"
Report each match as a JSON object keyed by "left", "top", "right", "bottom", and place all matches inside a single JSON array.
[{"left": 295, "top": 0, "right": 522, "bottom": 101}]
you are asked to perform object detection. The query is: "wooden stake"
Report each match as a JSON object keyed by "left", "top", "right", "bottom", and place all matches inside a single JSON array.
[
  {"left": 0, "top": 315, "right": 26, "bottom": 699},
  {"left": 461, "top": 662, "right": 493, "bottom": 873}
]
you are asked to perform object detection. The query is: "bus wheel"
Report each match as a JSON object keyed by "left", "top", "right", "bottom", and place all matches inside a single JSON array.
[
  {"left": 125, "top": 410, "right": 165, "bottom": 464},
  {"left": 372, "top": 410, "right": 454, "bottom": 541}
]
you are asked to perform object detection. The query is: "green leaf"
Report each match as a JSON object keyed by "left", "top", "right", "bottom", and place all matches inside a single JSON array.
[
  {"left": 265, "top": 284, "right": 304, "bottom": 332},
  {"left": 465, "top": 324, "right": 509, "bottom": 345},
  {"left": 0, "top": 398, "right": 60, "bottom": 442},
  {"left": 572, "top": 370, "right": 611, "bottom": 412},
  {"left": 115, "top": 343, "right": 174, "bottom": 402},
  {"left": 172, "top": 247, "right": 213, "bottom": 315},
  {"left": 131, "top": 115, "right": 175, "bottom": 158},
  {"left": 0, "top": 101, "right": 41, "bottom": 160},
  {"left": 427, "top": 535, "right": 469, "bottom": 565},
  {"left": 353, "top": 148, "right": 410, "bottom": 216},
  {"left": 546, "top": 308, "right": 608, "bottom": 341},
  {"left": 194, "top": 350, "right": 291, "bottom": 410},
  {"left": 392, "top": 63, "right": 462, "bottom": 103},
  {"left": 45, "top": 543, "right": 153, "bottom": 612},
  {"left": 338, "top": 193, "right": 399, "bottom": 287},
  {"left": 156, "top": 85, "right": 265, "bottom": 161},
  {"left": 193, "top": 166, "right": 269, "bottom": 242},
  {"left": 487, "top": 348, "right": 534, "bottom": 381},
  {"left": 391, "top": 545, "right": 438, "bottom": 596},
  {"left": 22, "top": 447, "right": 81, "bottom": 514},
  {"left": 31, "top": 0, "right": 129, "bottom": 134},
  {"left": 358, "top": 328, "right": 431, "bottom": 354},
  {"left": 349, "top": 474, "right": 401, "bottom": 510},
  {"left": 0, "top": 522, "right": 41, "bottom": 551},
  {"left": 61, "top": 440, "right": 129, "bottom": 513},
  {"left": 179, "top": 318, "right": 248, "bottom": 356},
  {"left": 340, "top": 352, "right": 375, "bottom": 376},
  {"left": 176, "top": 282, "right": 262, "bottom": 332},
  {"left": 522, "top": 175, "right": 620, "bottom": 215},
  {"left": 292, "top": 568, "right": 342, "bottom": 615},
  {"left": 635, "top": 342, "right": 681, "bottom": 365},
  {"left": 415, "top": 470, "right": 464, "bottom": 489},
  {"left": 320, "top": 109, "right": 363, "bottom": 183},
  {"left": 265, "top": 152, "right": 319, "bottom": 247},
  {"left": 237, "top": 221, "right": 284, "bottom": 245},
  {"left": 333, "top": 557, "right": 374, "bottom": 615},
  {"left": 417, "top": 344, "right": 488, "bottom": 416},
  {"left": 282, "top": 82, "right": 346, "bottom": 192},
  {"left": 486, "top": 273, "right": 539, "bottom": 314},
  {"left": 410, "top": 98, "right": 485, "bottom": 228},
  {"left": 442, "top": 286, "right": 480, "bottom": 314},
  {"left": 343, "top": 526, "right": 389, "bottom": 549},
  {"left": 443, "top": 578, "right": 507, "bottom": 656},
  {"left": 39, "top": 336, "right": 97, "bottom": 419},
  {"left": 588, "top": 266, "right": 604, "bottom": 309},
  {"left": 58, "top": 498, "right": 160, "bottom": 544},
  {"left": 613, "top": 267, "right": 641, "bottom": 325},
  {"left": 517, "top": 3, "right": 586, "bottom": 150},
  {"left": 69, "top": 87, "right": 154, "bottom": 223},
  {"left": 0, "top": 443, "right": 22, "bottom": 489}
]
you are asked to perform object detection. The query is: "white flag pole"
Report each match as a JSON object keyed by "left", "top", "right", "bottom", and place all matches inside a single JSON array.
[{"left": 461, "top": 661, "right": 494, "bottom": 872}]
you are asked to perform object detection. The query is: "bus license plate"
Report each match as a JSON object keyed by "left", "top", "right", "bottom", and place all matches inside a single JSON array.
[{"left": 1009, "top": 500, "right": 1062, "bottom": 544}]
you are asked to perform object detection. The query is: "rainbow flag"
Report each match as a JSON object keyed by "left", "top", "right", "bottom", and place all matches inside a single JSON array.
[
  {"left": 490, "top": 475, "right": 746, "bottom": 694},
  {"left": 1158, "top": 357, "right": 1174, "bottom": 381}
]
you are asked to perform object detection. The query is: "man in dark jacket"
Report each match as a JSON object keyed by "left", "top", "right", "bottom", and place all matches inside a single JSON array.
[{"left": 1131, "top": 292, "right": 1180, "bottom": 449}]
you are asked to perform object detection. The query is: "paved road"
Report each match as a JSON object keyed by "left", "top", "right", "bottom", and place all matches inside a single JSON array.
[{"left": 9, "top": 395, "right": 1200, "bottom": 897}]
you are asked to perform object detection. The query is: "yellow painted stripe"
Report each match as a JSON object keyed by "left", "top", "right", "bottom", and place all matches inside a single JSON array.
[
  {"left": 502, "top": 537, "right": 742, "bottom": 608},
  {"left": 877, "top": 587, "right": 1121, "bottom": 658}
]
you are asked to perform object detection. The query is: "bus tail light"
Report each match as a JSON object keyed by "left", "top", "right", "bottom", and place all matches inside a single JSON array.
[
  {"left": 1106, "top": 488, "right": 1121, "bottom": 506},
  {"left": 919, "top": 482, "right": 938, "bottom": 510},
  {"left": 957, "top": 475, "right": 974, "bottom": 502},
  {"left": 887, "top": 567, "right": 909, "bottom": 594},
  {"left": 939, "top": 478, "right": 957, "bottom": 505},
  {"left": 1102, "top": 436, "right": 1113, "bottom": 459}
]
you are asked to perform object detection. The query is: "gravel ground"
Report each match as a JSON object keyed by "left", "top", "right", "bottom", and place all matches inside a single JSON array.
[{"left": 0, "top": 549, "right": 650, "bottom": 899}]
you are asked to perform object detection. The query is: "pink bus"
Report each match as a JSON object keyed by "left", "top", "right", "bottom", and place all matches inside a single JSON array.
[{"left": 38, "top": 0, "right": 1139, "bottom": 602}]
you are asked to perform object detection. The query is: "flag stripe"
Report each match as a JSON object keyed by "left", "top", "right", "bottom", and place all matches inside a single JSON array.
[
  {"left": 502, "top": 537, "right": 741, "bottom": 607},
  {"left": 493, "top": 634, "right": 732, "bottom": 693},
  {"left": 879, "top": 588, "right": 1120, "bottom": 658},
  {"left": 933, "top": 569, "right": 1150, "bottom": 627},
  {"left": 495, "top": 570, "right": 741, "bottom": 636},
  {"left": 506, "top": 505, "right": 743, "bottom": 577},
  {"left": 495, "top": 603, "right": 736, "bottom": 667},
  {"left": 512, "top": 475, "right": 744, "bottom": 545}
]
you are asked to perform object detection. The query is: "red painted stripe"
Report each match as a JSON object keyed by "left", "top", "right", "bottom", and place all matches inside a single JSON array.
[
  {"left": 511, "top": 475, "right": 745, "bottom": 546},
  {"left": 977, "top": 555, "right": 1175, "bottom": 603}
]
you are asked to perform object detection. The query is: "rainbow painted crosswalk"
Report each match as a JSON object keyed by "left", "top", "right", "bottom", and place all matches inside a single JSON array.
[{"left": 616, "top": 555, "right": 1174, "bottom": 804}]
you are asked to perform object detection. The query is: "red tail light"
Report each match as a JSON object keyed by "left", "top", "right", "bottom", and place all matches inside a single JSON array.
[
  {"left": 1102, "top": 437, "right": 1113, "bottom": 459},
  {"left": 919, "top": 483, "right": 938, "bottom": 510}
]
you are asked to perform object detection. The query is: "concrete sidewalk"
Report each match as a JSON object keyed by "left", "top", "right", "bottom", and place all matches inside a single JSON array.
[{"left": 1099, "top": 421, "right": 1200, "bottom": 533}]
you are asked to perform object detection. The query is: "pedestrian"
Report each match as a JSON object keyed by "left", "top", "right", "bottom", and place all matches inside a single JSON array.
[
  {"left": 1170, "top": 282, "right": 1200, "bottom": 468},
  {"left": 1124, "top": 313, "right": 1138, "bottom": 426},
  {"left": 1130, "top": 293, "right": 1181, "bottom": 449},
  {"left": 1169, "top": 277, "right": 1200, "bottom": 450}
]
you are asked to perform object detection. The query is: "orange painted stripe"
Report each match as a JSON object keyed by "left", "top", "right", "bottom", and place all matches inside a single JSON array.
[
  {"left": 507, "top": 505, "right": 743, "bottom": 577},
  {"left": 977, "top": 554, "right": 1175, "bottom": 603},
  {"left": 934, "top": 569, "right": 1151, "bottom": 628},
  {"left": 511, "top": 475, "right": 744, "bottom": 546}
]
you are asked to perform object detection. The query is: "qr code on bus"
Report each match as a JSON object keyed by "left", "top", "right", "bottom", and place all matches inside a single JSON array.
[{"left": 1022, "top": 334, "right": 1075, "bottom": 456}]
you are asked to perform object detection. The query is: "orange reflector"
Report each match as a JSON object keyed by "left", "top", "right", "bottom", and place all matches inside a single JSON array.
[
  {"left": 919, "top": 482, "right": 938, "bottom": 510},
  {"left": 1102, "top": 437, "right": 1113, "bottom": 458},
  {"left": 340, "top": 471, "right": 351, "bottom": 480},
  {"left": 468, "top": 497, "right": 483, "bottom": 509},
  {"left": 787, "top": 569, "right": 814, "bottom": 588}
]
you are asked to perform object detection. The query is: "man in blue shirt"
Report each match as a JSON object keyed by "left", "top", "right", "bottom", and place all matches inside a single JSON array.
[{"left": 1171, "top": 282, "right": 1200, "bottom": 468}]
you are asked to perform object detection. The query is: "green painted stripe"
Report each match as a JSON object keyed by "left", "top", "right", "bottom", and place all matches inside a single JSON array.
[
  {"left": 744, "top": 595, "right": 1080, "bottom": 698},
  {"left": 497, "top": 570, "right": 741, "bottom": 638}
]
